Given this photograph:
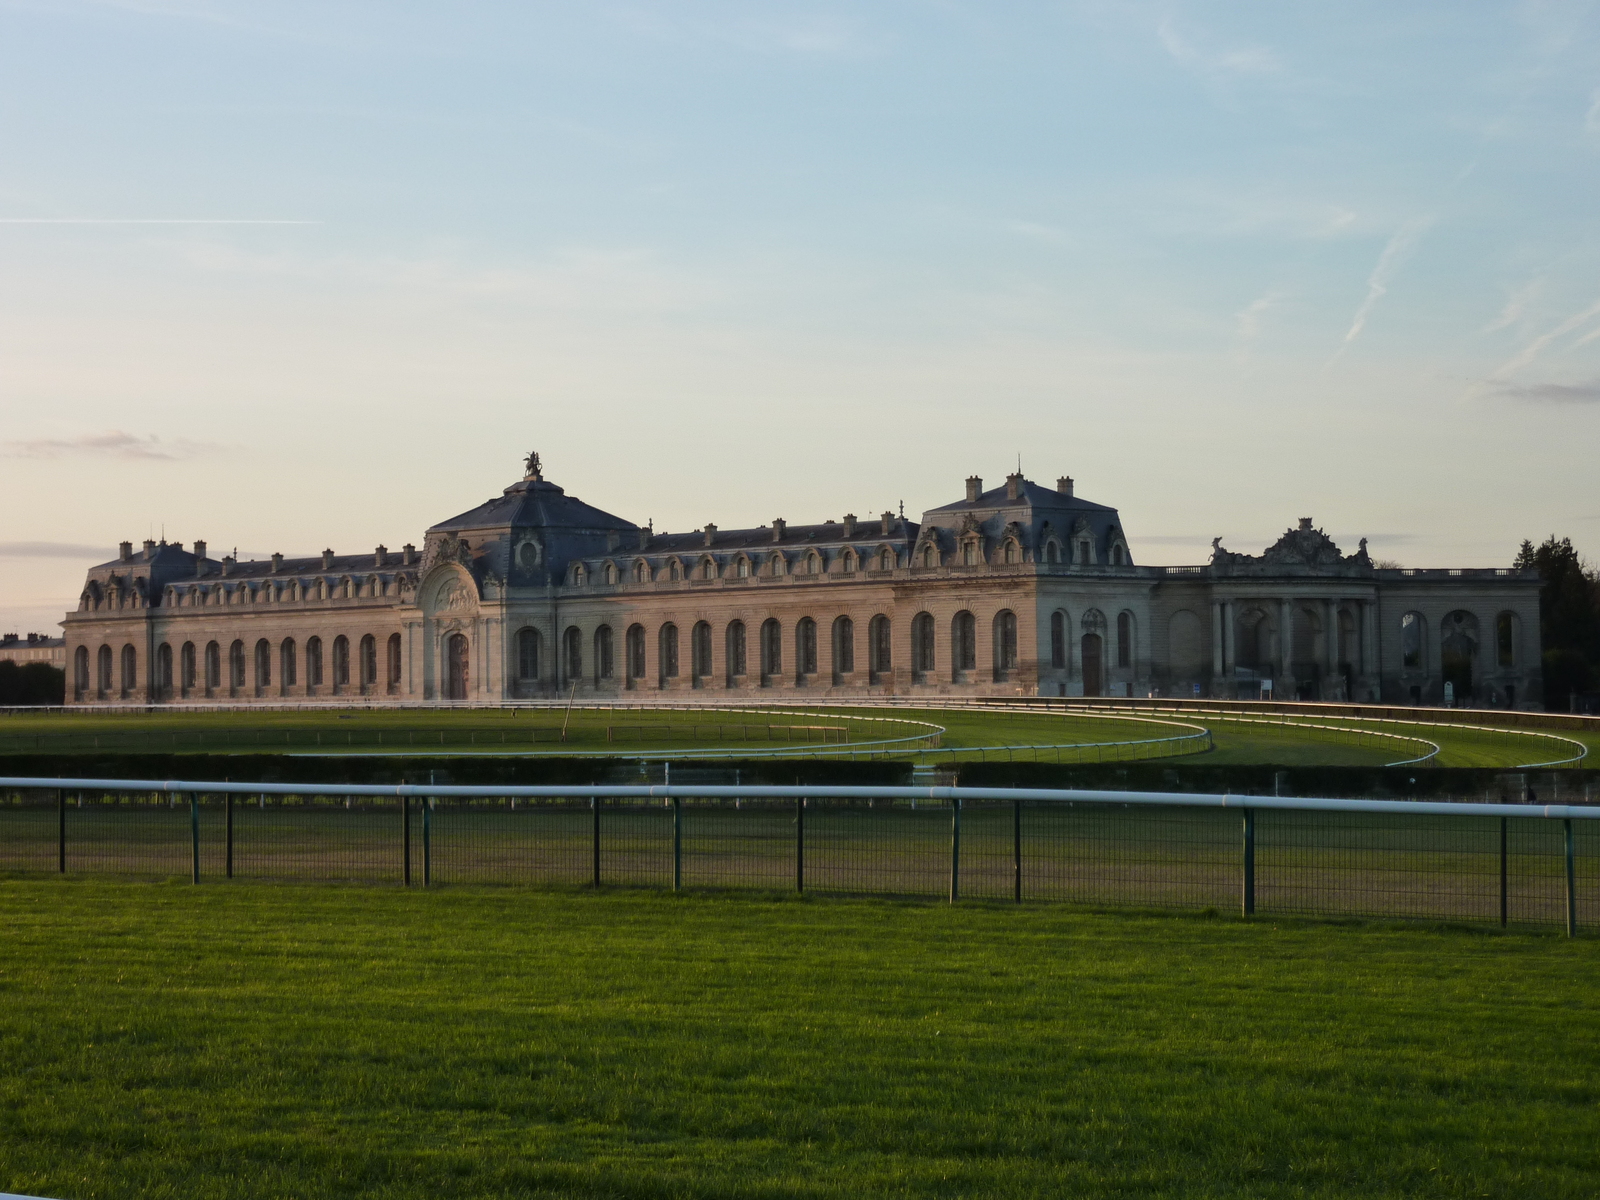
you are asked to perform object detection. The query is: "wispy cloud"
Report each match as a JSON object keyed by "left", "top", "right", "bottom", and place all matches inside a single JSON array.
[
  {"left": 0, "top": 541, "right": 114, "bottom": 559},
  {"left": 1490, "top": 379, "right": 1600, "bottom": 404},
  {"left": 0, "top": 431, "right": 222, "bottom": 461},
  {"left": 1331, "top": 216, "right": 1433, "bottom": 359},
  {"left": 1491, "top": 296, "right": 1600, "bottom": 378},
  {"left": 1157, "top": 19, "right": 1280, "bottom": 76},
  {"left": 1235, "top": 291, "right": 1283, "bottom": 341},
  {"left": 1481, "top": 277, "right": 1542, "bottom": 334}
]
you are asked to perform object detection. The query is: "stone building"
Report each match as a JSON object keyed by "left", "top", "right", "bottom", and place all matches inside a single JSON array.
[
  {"left": 62, "top": 453, "right": 1543, "bottom": 708},
  {"left": 0, "top": 633, "right": 66, "bottom": 669}
]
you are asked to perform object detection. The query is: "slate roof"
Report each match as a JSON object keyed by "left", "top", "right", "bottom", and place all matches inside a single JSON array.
[
  {"left": 923, "top": 478, "right": 1115, "bottom": 516},
  {"left": 636, "top": 521, "right": 917, "bottom": 558},
  {"left": 428, "top": 479, "right": 638, "bottom": 534}
]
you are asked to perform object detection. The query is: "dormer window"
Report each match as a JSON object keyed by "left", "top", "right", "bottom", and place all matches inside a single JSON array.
[
  {"left": 669, "top": 559, "right": 681, "bottom": 582},
  {"left": 572, "top": 563, "right": 587, "bottom": 586},
  {"left": 922, "top": 545, "right": 936, "bottom": 568},
  {"left": 634, "top": 560, "right": 649, "bottom": 583},
  {"left": 806, "top": 552, "right": 821, "bottom": 575},
  {"left": 879, "top": 549, "right": 892, "bottom": 571},
  {"left": 962, "top": 543, "right": 976, "bottom": 566},
  {"left": 1003, "top": 540, "right": 1019, "bottom": 565},
  {"left": 701, "top": 557, "right": 715, "bottom": 580},
  {"left": 604, "top": 562, "right": 618, "bottom": 585},
  {"left": 736, "top": 557, "right": 750, "bottom": 578}
]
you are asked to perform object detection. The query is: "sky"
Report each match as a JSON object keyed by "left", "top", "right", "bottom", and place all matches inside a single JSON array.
[{"left": 3, "top": 1, "right": 1600, "bottom": 635}]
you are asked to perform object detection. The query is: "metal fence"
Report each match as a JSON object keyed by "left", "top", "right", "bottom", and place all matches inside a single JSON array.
[{"left": 1, "top": 776, "right": 1594, "bottom": 934}]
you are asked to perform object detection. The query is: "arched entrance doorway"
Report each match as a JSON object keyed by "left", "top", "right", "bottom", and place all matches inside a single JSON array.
[
  {"left": 445, "top": 633, "right": 469, "bottom": 700},
  {"left": 1440, "top": 611, "right": 1477, "bottom": 704},
  {"left": 1081, "top": 633, "right": 1103, "bottom": 697}
]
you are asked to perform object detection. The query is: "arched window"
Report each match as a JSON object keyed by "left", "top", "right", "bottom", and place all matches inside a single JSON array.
[
  {"left": 770, "top": 555, "right": 786, "bottom": 578},
  {"left": 595, "top": 625, "right": 615, "bottom": 681},
  {"left": 922, "top": 544, "right": 936, "bottom": 568},
  {"left": 1003, "top": 540, "right": 1018, "bottom": 565},
  {"left": 659, "top": 623, "right": 679, "bottom": 680},
  {"left": 796, "top": 617, "right": 818, "bottom": 676},
  {"left": 281, "top": 639, "right": 297, "bottom": 688},
  {"left": 761, "top": 618, "right": 782, "bottom": 679},
  {"left": 387, "top": 633, "right": 402, "bottom": 690},
  {"left": 97, "top": 644, "right": 113, "bottom": 696},
  {"left": 1400, "top": 612, "right": 1424, "bottom": 670},
  {"left": 1496, "top": 613, "right": 1516, "bottom": 668},
  {"left": 74, "top": 645, "right": 90, "bottom": 697},
  {"left": 834, "top": 616, "right": 854, "bottom": 675},
  {"left": 180, "top": 642, "right": 196, "bottom": 692},
  {"left": 727, "top": 620, "right": 747, "bottom": 680},
  {"left": 121, "top": 644, "right": 138, "bottom": 696},
  {"left": 1045, "top": 541, "right": 1060, "bottom": 565},
  {"left": 669, "top": 560, "right": 682, "bottom": 582},
  {"left": 156, "top": 643, "right": 173, "bottom": 700},
  {"left": 869, "top": 614, "right": 891, "bottom": 675},
  {"left": 962, "top": 542, "right": 977, "bottom": 566},
  {"left": 563, "top": 626, "right": 582, "bottom": 681},
  {"left": 693, "top": 621, "right": 713, "bottom": 677},
  {"left": 806, "top": 553, "right": 821, "bottom": 576},
  {"left": 332, "top": 635, "right": 350, "bottom": 686},
  {"left": 360, "top": 634, "right": 377, "bottom": 686},
  {"left": 1117, "top": 612, "right": 1132, "bottom": 668},
  {"left": 626, "top": 624, "right": 646, "bottom": 680},
  {"left": 305, "top": 637, "right": 322, "bottom": 687},
  {"left": 842, "top": 550, "right": 856, "bottom": 575},
  {"left": 634, "top": 560, "right": 649, "bottom": 583},
  {"left": 446, "top": 633, "right": 470, "bottom": 700},
  {"left": 228, "top": 640, "right": 245, "bottom": 690},
  {"left": 994, "top": 610, "right": 1017, "bottom": 677},
  {"left": 1111, "top": 544, "right": 1126, "bottom": 566},
  {"left": 879, "top": 549, "right": 893, "bottom": 571},
  {"left": 1081, "top": 631, "right": 1103, "bottom": 696},
  {"left": 604, "top": 561, "right": 618, "bottom": 585},
  {"left": 701, "top": 557, "right": 716, "bottom": 580},
  {"left": 952, "top": 611, "right": 976, "bottom": 674},
  {"left": 517, "top": 628, "right": 541, "bottom": 680},
  {"left": 1441, "top": 611, "right": 1478, "bottom": 701},
  {"left": 912, "top": 612, "right": 935, "bottom": 676},
  {"left": 204, "top": 642, "right": 220, "bottom": 692},
  {"left": 736, "top": 557, "right": 750, "bottom": 579},
  {"left": 1050, "top": 612, "right": 1066, "bottom": 669},
  {"left": 572, "top": 563, "right": 587, "bottom": 586}
]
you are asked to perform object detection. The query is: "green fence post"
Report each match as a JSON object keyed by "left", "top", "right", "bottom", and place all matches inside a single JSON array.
[
  {"left": 402, "top": 794, "right": 411, "bottom": 887},
  {"left": 1013, "top": 793, "right": 1022, "bottom": 904},
  {"left": 190, "top": 792, "right": 200, "bottom": 885},
  {"left": 1565, "top": 818, "right": 1576, "bottom": 938},
  {"left": 423, "top": 797, "right": 431, "bottom": 888},
  {"left": 1241, "top": 808, "right": 1255, "bottom": 917},
  {"left": 592, "top": 797, "right": 601, "bottom": 888},
  {"left": 57, "top": 788, "right": 65, "bottom": 875},
  {"left": 950, "top": 797, "right": 961, "bottom": 904},
  {"left": 672, "top": 796, "right": 682, "bottom": 892},
  {"left": 795, "top": 797, "right": 805, "bottom": 894},
  {"left": 1498, "top": 816, "right": 1507, "bottom": 928}
]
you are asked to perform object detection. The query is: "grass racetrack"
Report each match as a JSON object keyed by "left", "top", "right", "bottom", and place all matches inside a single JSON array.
[{"left": 1, "top": 882, "right": 1598, "bottom": 1199}]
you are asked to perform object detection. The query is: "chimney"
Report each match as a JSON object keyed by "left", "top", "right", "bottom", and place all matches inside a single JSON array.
[
  {"left": 965, "top": 476, "right": 982, "bottom": 503},
  {"left": 772, "top": 518, "right": 786, "bottom": 542},
  {"left": 221, "top": 556, "right": 234, "bottom": 576},
  {"left": 142, "top": 538, "right": 156, "bottom": 561},
  {"left": 402, "top": 544, "right": 415, "bottom": 566},
  {"left": 1057, "top": 476, "right": 1074, "bottom": 497},
  {"left": 193, "top": 539, "right": 206, "bottom": 561},
  {"left": 271, "top": 552, "right": 283, "bottom": 573},
  {"left": 119, "top": 540, "right": 133, "bottom": 563},
  {"left": 375, "top": 544, "right": 387, "bottom": 567},
  {"left": 1005, "top": 473, "right": 1022, "bottom": 501},
  {"left": 637, "top": 527, "right": 649, "bottom": 550},
  {"left": 842, "top": 514, "right": 857, "bottom": 538},
  {"left": 703, "top": 523, "right": 717, "bottom": 547},
  {"left": 881, "top": 511, "right": 894, "bottom": 536},
  {"left": 322, "top": 549, "right": 335, "bottom": 569}
]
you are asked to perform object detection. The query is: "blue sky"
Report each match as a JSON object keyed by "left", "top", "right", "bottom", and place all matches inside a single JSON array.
[{"left": 3, "top": 1, "right": 1600, "bottom": 632}]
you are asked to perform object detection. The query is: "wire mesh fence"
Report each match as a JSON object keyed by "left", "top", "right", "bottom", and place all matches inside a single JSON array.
[{"left": 2, "top": 780, "right": 1596, "bottom": 933}]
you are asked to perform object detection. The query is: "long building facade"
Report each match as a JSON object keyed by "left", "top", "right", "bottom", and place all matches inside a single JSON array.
[{"left": 62, "top": 454, "right": 1544, "bottom": 708}]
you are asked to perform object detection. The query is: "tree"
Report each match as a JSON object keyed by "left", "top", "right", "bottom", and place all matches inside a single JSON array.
[
  {"left": 0, "top": 661, "right": 65, "bottom": 706},
  {"left": 1515, "top": 536, "right": 1600, "bottom": 710}
]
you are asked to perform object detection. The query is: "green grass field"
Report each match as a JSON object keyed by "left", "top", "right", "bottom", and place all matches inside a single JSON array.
[{"left": 0, "top": 881, "right": 1596, "bottom": 1199}]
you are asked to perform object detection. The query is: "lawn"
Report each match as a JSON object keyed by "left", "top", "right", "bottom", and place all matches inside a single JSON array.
[{"left": 0, "top": 882, "right": 1596, "bottom": 1199}]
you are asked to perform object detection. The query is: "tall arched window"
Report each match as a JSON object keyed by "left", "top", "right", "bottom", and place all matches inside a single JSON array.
[
  {"left": 387, "top": 633, "right": 402, "bottom": 691},
  {"left": 796, "top": 617, "right": 818, "bottom": 676},
  {"left": 669, "top": 560, "right": 682, "bottom": 582},
  {"left": 305, "top": 637, "right": 322, "bottom": 687},
  {"left": 726, "top": 620, "right": 747, "bottom": 680},
  {"left": 446, "top": 632, "right": 470, "bottom": 700},
  {"left": 281, "top": 639, "right": 298, "bottom": 688},
  {"left": 360, "top": 634, "right": 377, "bottom": 687},
  {"left": 517, "top": 628, "right": 541, "bottom": 680},
  {"left": 97, "top": 644, "right": 113, "bottom": 696},
  {"left": 156, "top": 643, "right": 173, "bottom": 700},
  {"left": 842, "top": 550, "right": 856, "bottom": 575},
  {"left": 204, "top": 642, "right": 220, "bottom": 692},
  {"left": 74, "top": 645, "right": 90, "bottom": 698},
  {"left": 952, "top": 611, "right": 976, "bottom": 674},
  {"left": 993, "top": 610, "right": 1017, "bottom": 678},
  {"left": 1050, "top": 612, "right": 1066, "bottom": 669},
  {"left": 332, "top": 635, "right": 350, "bottom": 686},
  {"left": 180, "top": 642, "right": 196, "bottom": 693},
  {"left": 595, "top": 625, "right": 615, "bottom": 681},
  {"left": 1401, "top": 612, "right": 1425, "bottom": 670},
  {"left": 701, "top": 558, "right": 716, "bottom": 580},
  {"left": 1045, "top": 541, "right": 1060, "bottom": 565},
  {"left": 879, "top": 549, "right": 892, "bottom": 571},
  {"left": 626, "top": 624, "right": 646, "bottom": 681},
  {"left": 1003, "top": 541, "right": 1018, "bottom": 565},
  {"left": 633, "top": 560, "right": 649, "bottom": 583},
  {"left": 121, "top": 644, "right": 138, "bottom": 697},
  {"left": 1496, "top": 613, "right": 1516, "bottom": 668},
  {"left": 692, "top": 621, "right": 712, "bottom": 677},
  {"left": 228, "top": 640, "right": 245, "bottom": 691},
  {"left": 255, "top": 639, "right": 273, "bottom": 690},
  {"left": 659, "top": 623, "right": 679, "bottom": 681},
  {"left": 761, "top": 618, "right": 782, "bottom": 680},
  {"left": 912, "top": 612, "right": 935, "bottom": 676},
  {"left": 833, "top": 616, "right": 854, "bottom": 675},
  {"left": 736, "top": 557, "right": 750, "bottom": 578},
  {"left": 563, "top": 626, "right": 582, "bottom": 682},
  {"left": 922, "top": 545, "right": 936, "bottom": 568},
  {"left": 1111, "top": 544, "right": 1126, "bottom": 566},
  {"left": 869, "top": 614, "right": 891, "bottom": 676},
  {"left": 1117, "top": 612, "right": 1132, "bottom": 668},
  {"left": 604, "top": 561, "right": 618, "bottom": 585}
]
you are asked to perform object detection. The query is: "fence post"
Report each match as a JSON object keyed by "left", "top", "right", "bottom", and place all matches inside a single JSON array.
[
  {"left": 795, "top": 797, "right": 805, "bottom": 894},
  {"left": 1498, "top": 816, "right": 1507, "bottom": 928},
  {"left": 402, "top": 794, "right": 411, "bottom": 887},
  {"left": 225, "top": 792, "right": 234, "bottom": 879},
  {"left": 950, "top": 797, "right": 961, "bottom": 904},
  {"left": 1013, "top": 793, "right": 1022, "bottom": 904},
  {"left": 57, "top": 788, "right": 65, "bottom": 874},
  {"left": 1241, "top": 808, "right": 1255, "bottom": 917},
  {"left": 592, "top": 797, "right": 601, "bottom": 888},
  {"left": 190, "top": 792, "right": 200, "bottom": 885},
  {"left": 423, "top": 797, "right": 431, "bottom": 887},
  {"left": 672, "top": 796, "right": 682, "bottom": 892},
  {"left": 1565, "top": 818, "right": 1576, "bottom": 938}
]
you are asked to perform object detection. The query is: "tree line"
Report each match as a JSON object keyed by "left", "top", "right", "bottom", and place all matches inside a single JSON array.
[
  {"left": 0, "top": 661, "right": 65, "bottom": 706},
  {"left": 1514, "top": 536, "right": 1600, "bottom": 711}
]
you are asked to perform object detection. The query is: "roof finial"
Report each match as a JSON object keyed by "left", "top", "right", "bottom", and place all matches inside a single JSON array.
[
  {"left": 898, "top": 499, "right": 904, "bottom": 519},
  {"left": 523, "top": 450, "right": 543, "bottom": 481}
]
